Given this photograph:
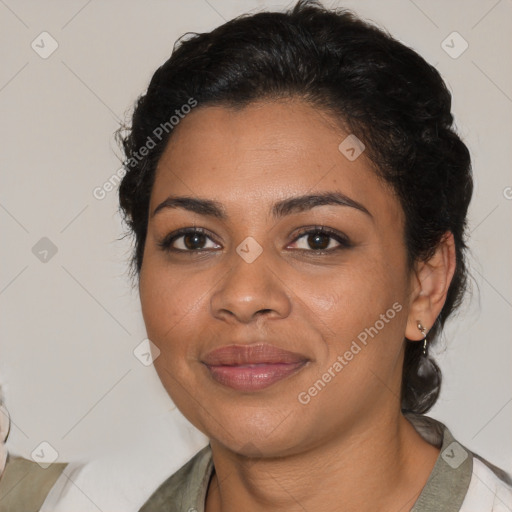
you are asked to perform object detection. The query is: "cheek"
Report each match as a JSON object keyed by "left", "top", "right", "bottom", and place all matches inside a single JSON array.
[
  {"left": 301, "top": 251, "right": 409, "bottom": 374},
  {"left": 295, "top": 269, "right": 408, "bottom": 414},
  {"left": 139, "top": 261, "right": 206, "bottom": 411},
  {"left": 139, "top": 256, "right": 203, "bottom": 353},
  {"left": 302, "top": 255, "right": 405, "bottom": 326}
]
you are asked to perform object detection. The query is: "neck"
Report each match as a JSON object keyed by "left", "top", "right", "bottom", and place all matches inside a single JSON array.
[{"left": 205, "top": 409, "right": 440, "bottom": 512}]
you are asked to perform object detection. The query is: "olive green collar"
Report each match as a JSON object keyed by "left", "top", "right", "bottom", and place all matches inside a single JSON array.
[{"left": 139, "top": 413, "right": 473, "bottom": 512}]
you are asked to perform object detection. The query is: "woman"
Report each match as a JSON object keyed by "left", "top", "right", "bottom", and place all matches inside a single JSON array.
[
  {"left": 117, "top": 0, "right": 512, "bottom": 509},
  {"left": 1, "top": 1, "right": 510, "bottom": 510}
]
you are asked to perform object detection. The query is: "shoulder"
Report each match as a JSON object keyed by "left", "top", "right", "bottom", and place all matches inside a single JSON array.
[
  {"left": 139, "top": 444, "right": 213, "bottom": 512},
  {"left": 405, "top": 412, "right": 512, "bottom": 511},
  {"left": 0, "top": 454, "right": 68, "bottom": 511},
  {"left": 0, "top": 405, "right": 8, "bottom": 473},
  {"left": 0, "top": 404, "right": 70, "bottom": 511},
  {"left": 460, "top": 456, "right": 512, "bottom": 511}
]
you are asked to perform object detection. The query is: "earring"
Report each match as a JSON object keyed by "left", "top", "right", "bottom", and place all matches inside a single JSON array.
[{"left": 417, "top": 322, "right": 428, "bottom": 356}]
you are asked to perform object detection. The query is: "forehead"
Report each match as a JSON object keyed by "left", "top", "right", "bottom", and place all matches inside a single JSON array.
[{"left": 150, "top": 99, "right": 401, "bottom": 224}]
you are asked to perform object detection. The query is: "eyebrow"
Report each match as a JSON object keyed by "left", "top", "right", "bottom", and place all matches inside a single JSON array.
[{"left": 151, "top": 191, "right": 372, "bottom": 220}]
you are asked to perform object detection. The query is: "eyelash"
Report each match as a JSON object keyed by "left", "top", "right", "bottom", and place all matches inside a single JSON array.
[{"left": 157, "top": 226, "right": 352, "bottom": 255}]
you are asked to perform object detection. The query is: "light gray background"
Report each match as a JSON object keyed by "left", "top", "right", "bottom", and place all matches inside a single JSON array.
[{"left": 1, "top": 0, "right": 511, "bottom": 507}]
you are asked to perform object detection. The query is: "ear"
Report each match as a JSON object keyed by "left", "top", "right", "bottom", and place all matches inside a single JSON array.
[{"left": 405, "top": 231, "right": 457, "bottom": 341}]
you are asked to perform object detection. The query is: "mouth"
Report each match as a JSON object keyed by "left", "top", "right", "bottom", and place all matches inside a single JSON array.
[
  {"left": 204, "top": 361, "right": 309, "bottom": 391},
  {"left": 201, "top": 343, "right": 309, "bottom": 392}
]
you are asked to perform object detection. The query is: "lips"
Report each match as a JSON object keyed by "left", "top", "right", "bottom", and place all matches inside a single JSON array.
[
  {"left": 202, "top": 343, "right": 309, "bottom": 391},
  {"left": 202, "top": 343, "right": 307, "bottom": 366}
]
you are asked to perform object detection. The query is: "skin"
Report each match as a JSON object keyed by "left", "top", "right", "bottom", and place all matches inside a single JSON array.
[{"left": 138, "top": 98, "right": 456, "bottom": 512}]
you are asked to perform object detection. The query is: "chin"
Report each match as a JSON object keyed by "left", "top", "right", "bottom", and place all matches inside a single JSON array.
[{"left": 202, "top": 405, "right": 308, "bottom": 457}]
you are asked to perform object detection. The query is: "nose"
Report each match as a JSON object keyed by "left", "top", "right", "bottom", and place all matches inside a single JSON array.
[{"left": 209, "top": 248, "right": 292, "bottom": 324}]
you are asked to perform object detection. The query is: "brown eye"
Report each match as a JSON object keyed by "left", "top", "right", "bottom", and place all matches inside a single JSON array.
[
  {"left": 306, "top": 233, "right": 331, "bottom": 250},
  {"left": 289, "top": 227, "right": 352, "bottom": 253},
  {"left": 182, "top": 232, "right": 208, "bottom": 250},
  {"left": 158, "top": 228, "right": 221, "bottom": 252}
]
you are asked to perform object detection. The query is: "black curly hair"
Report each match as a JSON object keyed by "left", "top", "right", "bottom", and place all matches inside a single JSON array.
[{"left": 116, "top": 0, "right": 473, "bottom": 415}]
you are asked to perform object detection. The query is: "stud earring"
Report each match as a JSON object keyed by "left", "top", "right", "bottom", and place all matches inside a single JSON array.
[{"left": 417, "top": 322, "right": 428, "bottom": 356}]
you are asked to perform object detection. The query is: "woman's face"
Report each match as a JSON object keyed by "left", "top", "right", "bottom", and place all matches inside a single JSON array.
[{"left": 139, "top": 99, "right": 415, "bottom": 456}]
